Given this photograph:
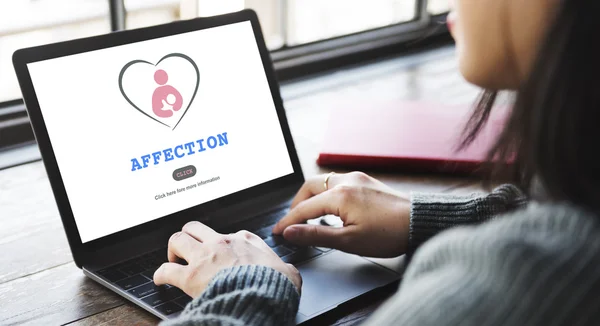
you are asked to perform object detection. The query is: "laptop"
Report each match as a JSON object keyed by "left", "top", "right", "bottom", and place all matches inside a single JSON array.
[{"left": 12, "top": 9, "right": 401, "bottom": 324}]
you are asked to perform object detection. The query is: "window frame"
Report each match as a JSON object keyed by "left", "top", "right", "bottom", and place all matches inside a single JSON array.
[
  {"left": 109, "top": 0, "right": 126, "bottom": 31},
  {"left": 0, "top": 0, "right": 449, "bottom": 157},
  {"left": 273, "top": 0, "right": 429, "bottom": 60}
]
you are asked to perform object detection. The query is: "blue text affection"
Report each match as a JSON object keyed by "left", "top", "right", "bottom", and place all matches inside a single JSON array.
[{"left": 130, "top": 132, "right": 229, "bottom": 171}]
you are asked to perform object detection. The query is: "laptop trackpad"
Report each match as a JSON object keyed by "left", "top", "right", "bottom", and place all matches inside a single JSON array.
[{"left": 296, "top": 250, "right": 399, "bottom": 318}]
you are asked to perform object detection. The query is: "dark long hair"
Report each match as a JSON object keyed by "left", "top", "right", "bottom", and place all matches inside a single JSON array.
[{"left": 461, "top": 0, "right": 600, "bottom": 210}]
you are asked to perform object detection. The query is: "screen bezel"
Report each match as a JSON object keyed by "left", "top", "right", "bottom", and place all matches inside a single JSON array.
[{"left": 12, "top": 9, "right": 304, "bottom": 265}]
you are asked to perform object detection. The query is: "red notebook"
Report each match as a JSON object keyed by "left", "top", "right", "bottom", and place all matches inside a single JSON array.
[{"left": 317, "top": 101, "right": 508, "bottom": 174}]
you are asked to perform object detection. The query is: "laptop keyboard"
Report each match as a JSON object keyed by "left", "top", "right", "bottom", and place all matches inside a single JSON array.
[{"left": 96, "top": 207, "right": 328, "bottom": 316}]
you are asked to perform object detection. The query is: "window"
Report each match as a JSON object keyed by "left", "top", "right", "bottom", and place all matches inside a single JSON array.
[
  {"left": 118, "top": 0, "right": 448, "bottom": 78},
  {"left": 123, "top": 0, "right": 441, "bottom": 50},
  {"left": 428, "top": 0, "right": 451, "bottom": 15},
  {"left": 0, "top": 0, "right": 449, "bottom": 157},
  {"left": 0, "top": 1, "right": 110, "bottom": 103},
  {"left": 285, "top": 0, "right": 417, "bottom": 46}
]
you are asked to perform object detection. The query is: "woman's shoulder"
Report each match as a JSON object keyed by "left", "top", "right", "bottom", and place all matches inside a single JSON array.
[
  {"left": 376, "top": 202, "right": 600, "bottom": 326},
  {"left": 488, "top": 201, "right": 600, "bottom": 237},
  {"left": 409, "top": 201, "right": 600, "bottom": 283},
  {"left": 400, "top": 202, "right": 600, "bottom": 324},
  {"left": 436, "top": 201, "right": 599, "bottom": 246}
]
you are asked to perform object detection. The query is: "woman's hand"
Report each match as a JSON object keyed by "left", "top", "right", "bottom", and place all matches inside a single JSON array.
[
  {"left": 154, "top": 221, "right": 302, "bottom": 298},
  {"left": 272, "top": 172, "right": 411, "bottom": 258}
]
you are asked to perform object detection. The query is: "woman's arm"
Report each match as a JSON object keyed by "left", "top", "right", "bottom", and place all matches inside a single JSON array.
[
  {"left": 274, "top": 173, "right": 527, "bottom": 259},
  {"left": 159, "top": 179, "right": 526, "bottom": 326},
  {"left": 408, "top": 184, "right": 526, "bottom": 255},
  {"left": 363, "top": 203, "right": 600, "bottom": 326},
  {"left": 162, "top": 265, "right": 299, "bottom": 326},
  {"left": 152, "top": 224, "right": 302, "bottom": 326}
]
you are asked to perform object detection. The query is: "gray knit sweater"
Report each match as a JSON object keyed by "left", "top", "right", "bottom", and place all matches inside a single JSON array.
[{"left": 164, "top": 185, "right": 600, "bottom": 325}]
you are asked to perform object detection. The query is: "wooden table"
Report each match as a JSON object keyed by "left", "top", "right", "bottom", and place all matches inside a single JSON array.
[{"left": 0, "top": 45, "right": 484, "bottom": 325}]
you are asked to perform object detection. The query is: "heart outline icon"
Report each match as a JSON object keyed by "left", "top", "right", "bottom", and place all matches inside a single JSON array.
[{"left": 118, "top": 53, "right": 200, "bottom": 130}]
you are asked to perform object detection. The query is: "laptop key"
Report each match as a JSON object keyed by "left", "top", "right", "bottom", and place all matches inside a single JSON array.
[
  {"left": 142, "top": 287, "right": 184, "bottom": 307},
  {"left": 283, "top": 243, "right": 302, "bottom": 252},
  {"left": 169, "top": 287, "right": 185, "bottom": 297},
  {"left": 129, "top": 282, "right": 166, "bottom": 298},
  {"left": 258, "top": 209, "right": 289, "bottom": 228},
  {"left": 272, "top": 245, "right": 292, "bottom": 257},
  {"left": 282, "top": 247, "right": 322, "bottom": 264},
  {"left": 264, "top": 236, "right": 285, "bottom": 247},
  {"left": 253, "top": 226, "right": 273, "bottom": 239},
  {"left": 139, "top": 260, "right": 156, "bottom": 271},
  {"left": 150, "top": 252, "right": 166, "bottom": 264},
  {"left": 174, "top": 295, "right": 193, "bottom": 308},
  {"left": 98, "top": 269, "right": 127, "bottom": 282},
  {"left": 155, "top": 302, "right": 183, "bottom": 315},
  {"left": 119, "top": 263, "right": 146, "bottom": 276},
  {"left": 116, "top": 274, "right": 151, "bottom": 290},
  {"left": 142, "top": 269, "right": 157, "bottom": 280}
]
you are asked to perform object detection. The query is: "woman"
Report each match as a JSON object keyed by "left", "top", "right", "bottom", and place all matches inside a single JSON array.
[{"left": 155, "top": 0, "right": 600, "bottom": 324}]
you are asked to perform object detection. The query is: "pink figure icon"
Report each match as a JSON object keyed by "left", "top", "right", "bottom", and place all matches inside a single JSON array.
[{"left": 152, "top": 69, "right": 183, "bottom": 118}]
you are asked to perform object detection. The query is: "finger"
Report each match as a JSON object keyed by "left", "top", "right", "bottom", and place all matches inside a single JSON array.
[
  {"left": 274, "top": 190, "right": 341, "bottom": 234},
  {"left": 290, "top": 173, "right": 340, "bottom": 208},
  {"left": 235, "top": 230, "right": 261, "bottom": 242},
  {"left": 153, "top": 262, "right": 187, "bottom": 288},
  {"left": 282, "top": 224, "right": 351, "bottom": 249},
  {"left": 182, "top": 221, "right": 220, "bottom": 243},
  {"left": 168, "top": 231, "right": 203, "bottom": 263}
]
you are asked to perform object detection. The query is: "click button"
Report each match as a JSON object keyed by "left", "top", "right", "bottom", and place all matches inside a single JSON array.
[{"left": 173, "top": 165, "right": 196, "bottom": 181}]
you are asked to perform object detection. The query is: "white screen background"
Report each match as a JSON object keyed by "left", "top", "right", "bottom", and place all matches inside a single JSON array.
[{"left": 27, "top": 21, "right": 294, "bottom": 243}]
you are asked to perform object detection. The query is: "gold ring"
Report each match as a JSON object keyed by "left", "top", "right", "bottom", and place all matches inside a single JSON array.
[{"left": 324, "top": 172, "right": 335, "bottom": 191}]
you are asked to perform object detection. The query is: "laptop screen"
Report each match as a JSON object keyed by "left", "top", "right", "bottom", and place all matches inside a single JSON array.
[{"left": 26, "top": 21, "right": 294, "bottom": 243}]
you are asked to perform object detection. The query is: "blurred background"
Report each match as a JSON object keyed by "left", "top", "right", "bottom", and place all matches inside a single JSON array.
[{"left": 0, "top": 0, "right": 450, "bottom": 103}]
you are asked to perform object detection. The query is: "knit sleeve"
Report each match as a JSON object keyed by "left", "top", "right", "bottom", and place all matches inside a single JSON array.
[
  {"left": 363, "top": 204, "right": 600, "bottom": 326},
  {"left": 408, "top": 184, "right": 526, "bottom": 255},
  {"left": 162, "top": 265, "right": 299, "bottom": 326}
]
